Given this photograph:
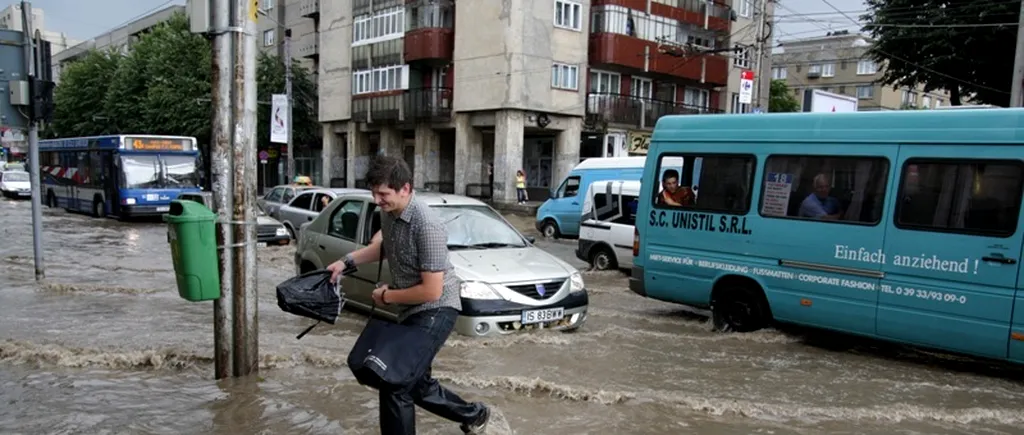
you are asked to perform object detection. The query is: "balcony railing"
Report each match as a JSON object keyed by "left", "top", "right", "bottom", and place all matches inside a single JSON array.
[
  {"left": 300, "top": 0, "right": 319, "bottom": 18},
  {"left": 298, "top": 37, "right": 318, "bottom": 58},
  {"left": 352, "top": 87, "right": 453, "bottom": 124},
  {"left": 585, "top": 92, "right": 722, "bottom": 129}
]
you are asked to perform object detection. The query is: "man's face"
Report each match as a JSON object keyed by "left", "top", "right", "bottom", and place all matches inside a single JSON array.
[
  {"left": 814, "top": 181, "right": 830, "bottom": 198},
  {"left": 663, "top": 176, "right": 679, "bottom": 193},
  {"left": 371, "top": 183, "right": 410, "bottom": 213}
]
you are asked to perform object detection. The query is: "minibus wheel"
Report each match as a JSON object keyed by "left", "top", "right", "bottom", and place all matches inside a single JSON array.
[
  {"left": 711, "top": 281, "right": 769, "bottom": 333},
  {"left": 540, "top": 219, "right": 560, "bottom": 238}
]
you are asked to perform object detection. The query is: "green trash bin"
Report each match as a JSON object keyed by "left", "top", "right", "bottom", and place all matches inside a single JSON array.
[{"left": 163, "top": 199, "right": 221, "bottom": 302}]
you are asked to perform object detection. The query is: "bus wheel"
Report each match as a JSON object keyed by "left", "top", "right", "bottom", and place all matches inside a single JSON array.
[
  {"left": 711, "top": 282, "right": 769, "bottom": 333},
  {"left": 590, "top": 246, "right": 617, "bottom": 271},
  {"left": 540, "top": 219, "right": 560, "bottom": 239},
  {"left": 92, "top": 199, "right": 103, "bottom": 218}
]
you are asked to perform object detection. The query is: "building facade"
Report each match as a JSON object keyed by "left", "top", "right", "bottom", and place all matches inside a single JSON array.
[
  {"left": 318, "top": 0, "right": 736, "bottom": 203},
  {"left": 724, "top": 0, "right": 772, "bottom": 114},
  {"left": 771, "top": 32, "right": 949, "bottom": 111}
]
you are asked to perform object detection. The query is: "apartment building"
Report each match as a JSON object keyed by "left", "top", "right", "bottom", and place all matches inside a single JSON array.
[
  {"left": 771, "top": 31, "right": 949, "bottom": 111},
  {"left": 256, "top": 0, "right": 322, "bottom": 183},
  {"left": 0, "top": 4, "right": 80, "bottom": 81},
  {"left": 51, "top": 5, "right": 183, "bottom": 83},
  {"left": 725, "top": 0, "right": 772, "bottom": 114},
  {"left": 318, "top": 0, "right": 736, "bottom": 203}
]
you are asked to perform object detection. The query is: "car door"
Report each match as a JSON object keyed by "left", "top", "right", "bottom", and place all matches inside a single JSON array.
[
  {"left": 552, "top": 175, "right": 583, "bottom": 235},
  {"left": 353, "top": 204, "right": 396, "bottom": 317},
  {"left": 260, "top": 187, "right": 282, "bottom": 212},
  {"left": 316, "top": 199, "right": 373, "bottom": 306},
  {"left": 280, "top": 192, "right": 315, "bottom": 236},
  {"left": 878, "top": 146, "right": 1024, "bottom": 359}
]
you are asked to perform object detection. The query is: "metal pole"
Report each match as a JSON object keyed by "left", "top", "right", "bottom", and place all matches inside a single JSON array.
[
  {"left": 231, "top": 0, "right": 260, "bottom": 377},
  {"left": 284, "top": 29, "right": 294, "bottom": 182},
  {"left": 751, "top": 0, "right": 768, "bottom": 112},
  {"left": 1011, "top": 0, "right": 1024, "bottom": 106},
  {"left": 21, "top": 1, "right": 43, "bottom": 280},
  {"left": 210, "top": 0, "right": 235, "bottom": 380}
]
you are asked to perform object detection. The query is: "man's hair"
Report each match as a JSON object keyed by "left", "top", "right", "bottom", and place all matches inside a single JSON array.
[
  {"left": 365, "top": 155, "right": 414, "bottom": 191},
  {"left": 662, "top": 169, "right": 680, "bottom": 182}
]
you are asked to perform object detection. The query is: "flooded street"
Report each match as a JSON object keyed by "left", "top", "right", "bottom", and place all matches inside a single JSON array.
[{"left": 2, "top": 197, "right": 1024, "bottom": 434}]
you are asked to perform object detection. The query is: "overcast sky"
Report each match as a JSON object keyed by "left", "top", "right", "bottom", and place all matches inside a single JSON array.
[{"left": 24, "top": 0, "right": 866, "bottom": 44}]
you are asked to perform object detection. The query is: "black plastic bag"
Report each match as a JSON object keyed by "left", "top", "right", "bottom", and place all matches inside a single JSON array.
[{"left": 276, "top": 268, "right": 353, "bottom": 339}]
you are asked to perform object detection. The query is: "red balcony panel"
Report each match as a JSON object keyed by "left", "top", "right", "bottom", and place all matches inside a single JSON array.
[
  {"left": 404, "top": 28, "right": 454, "bottom": 63},
  {"left": 588, "top": 33, "right": 728, "bottom": 87},
  {"left": 593, "top": 0, "right": 731, "bottom": 33}
]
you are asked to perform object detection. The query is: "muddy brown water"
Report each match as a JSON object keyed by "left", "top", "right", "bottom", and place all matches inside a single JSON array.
[{"left": 1, "top": 198, "right": 1023, "bottom": 434}]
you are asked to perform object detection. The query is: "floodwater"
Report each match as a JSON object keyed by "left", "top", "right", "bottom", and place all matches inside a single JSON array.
[{"left": 2, "top": 197, "right": 1024, "bottom": 435}]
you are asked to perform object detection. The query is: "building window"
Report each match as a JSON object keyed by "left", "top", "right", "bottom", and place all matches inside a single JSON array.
[
  {"left": 896, "top": 159, "right": 1024, "bottom": 237},
  {"left": 589, "top": 70, "right": 621, "bottom": 93},
  {"left": 759, "top": 155, "right": 890, "bottom": 225},
  {"left": 590, "top": 5, "right": 716, "bottom": 48},
  {"left": 651, "top": 153, "right": 756, "bottom": 214},
  {"left": 856, "top": 85, "right": 873, "bottom": 99},
  {"left": 353, "top": 7, "right": 405, "bottom": 46},
  {"left": 857, "top": 59, "right": 877, "bottom": 75},
  {"left": 551, "top": 63, "right": 579, "bottom": 90},
  {"left": 730, "top": 93, "right": 750, "bottom": 113},
  {"left": 263, "top": 29, "right": 275, "bottom": 47},
  {"left": 352, "top": 65, "right": 409, "bottom": 95},
  {"left": 554, "top": 0, "right": 583, "bottom": 31},
  {"left": 821, "top": 63, "right": 835, "bottom": 77},
  {"left": 733, "top": 45, "right": 750, "bottom": 68},
  {"left": 737, "top": 0, "right": 751, "bottom": 18},
  {"left": 684, "top": 88, "right": 710, "bottom": 111},
  {"left": 935, "top": 98, "right": 944, "bottom": 107},
  {"left": 901, "top": 90, "right": 917, "bottom": 107},
  {"left": 772, "top": 67, "right": 786, "bottom": 79},
  {"left": 264, "top": 0, "right": 275, "bottom": 8},
  {"left": 631, "top": 77, "right": 652, "bottom": 98},
  {"left": 922, "top": 95, "right": 932, "bottom": 108}
]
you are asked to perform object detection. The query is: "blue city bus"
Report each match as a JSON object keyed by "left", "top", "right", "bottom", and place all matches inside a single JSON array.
[
  {"left": 630, "top": 109, "right": 1024, "bottom": 364},
  {"left": 39, "top": 135, "right": 202, "bottom": 218}
]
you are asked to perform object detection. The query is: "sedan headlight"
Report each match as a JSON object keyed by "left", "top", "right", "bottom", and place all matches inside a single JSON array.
[
  {"left": 275, "top": 227, "right": 289, "bottom": 237},
  {"left": 461, "top": 281, "right": 502, "bottom": 300},
  {"left": 569, "top": 271, "right": 585, "bottom": 293}
]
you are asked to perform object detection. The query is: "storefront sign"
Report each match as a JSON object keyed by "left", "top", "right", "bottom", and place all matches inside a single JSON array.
[{"left": 627, "top": 131, "right": 651, "bottom": 155}]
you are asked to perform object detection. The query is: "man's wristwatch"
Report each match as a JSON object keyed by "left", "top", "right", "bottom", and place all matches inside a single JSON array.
[
  {"left": 381, "top": 289, "right": 388, "bottom": 304},
  {"left": 343, "top": 254, "right": 355, "bottom": 269}
]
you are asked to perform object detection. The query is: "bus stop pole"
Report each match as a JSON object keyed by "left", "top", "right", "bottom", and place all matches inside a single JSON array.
[
  {"left": 21, "top": 1, "right": 44, "bottom": 280},
  {"left": 210, "top": 0, "right": 235, "bottom": 379}
]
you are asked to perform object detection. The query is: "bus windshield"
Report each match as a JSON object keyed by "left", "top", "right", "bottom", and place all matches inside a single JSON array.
[{"left": 120, "top": 154, "right": 199, "bottom": 189}]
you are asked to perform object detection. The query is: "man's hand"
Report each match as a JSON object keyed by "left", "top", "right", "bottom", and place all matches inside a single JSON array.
[
  {"left": 372, "top": 284, "right": 389, "bottom": 305},
  {"left": 327, "top": 254, "right": 354, "bottom": 283}
]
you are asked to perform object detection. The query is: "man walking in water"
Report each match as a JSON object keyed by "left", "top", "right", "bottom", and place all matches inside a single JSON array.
[{"left": 328, "top": 155, "right": 490, "bottom": 434}]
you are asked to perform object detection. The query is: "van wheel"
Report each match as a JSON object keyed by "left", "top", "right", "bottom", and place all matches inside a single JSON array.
[
  {"left": 711, "top": 282, "right": 770, "bottom": 333},
  {"left": 590, "top": 246, "right": 617, "bottom": 271},
  {"left": 540, "top": 219, "right": 559, "bottom": 239},
  {"left": 92, "top": 199, "right": 104, "bottom": 218}
]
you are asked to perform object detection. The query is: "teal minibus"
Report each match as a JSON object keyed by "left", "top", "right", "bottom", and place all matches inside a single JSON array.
[{"left": 630, "top": 109, "right": 1024, "bottom": 364}]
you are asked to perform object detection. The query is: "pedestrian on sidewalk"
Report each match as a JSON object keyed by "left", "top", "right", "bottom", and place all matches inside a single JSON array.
[
  {"left": 327, "top": 155, "right": 491, "bottom": 435},
  {"left": 515, "top": 169, "right": 528, "bottom": 204}
]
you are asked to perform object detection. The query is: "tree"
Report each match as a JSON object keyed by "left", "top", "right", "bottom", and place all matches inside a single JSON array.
[
  {"left": 862, "top": 0, "right": 1018, "bottom": 106},
  {"left": 256, "top": 52, "right": 320, "bottom": 158},
  {"left": 49, "top": 49, "right": 122, "bottom": 137},
  {"left": 769, "top": 79, "right": 800, "bottom": 112}
]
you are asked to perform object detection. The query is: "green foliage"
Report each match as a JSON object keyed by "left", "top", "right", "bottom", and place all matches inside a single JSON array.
[
  {"left": 862, "top": 0, "right": 1018, "bottom": 106},
  {"left": 48, "top": 11, "right": 319, "bottom": 154},
  {"left": 769, "top": 79, "right": 800, "bottom": 113}
]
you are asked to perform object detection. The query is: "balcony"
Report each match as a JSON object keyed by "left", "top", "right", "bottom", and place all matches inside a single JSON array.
[
  {"left": 352, "top": 87, "right": 453, "bottom": 124},
  {"left": 298, "top": 37, "right": 318, "bottom": 59},
  {"left": 300, "top": 0, "right": 319, "bottom": 18},
  {"left": 592, "top": 0, "right": 731, "bottom": 32},
  {"left": 588, "top": 33, "right": 729, "bottom": 86},
  {"left": 585, "top": 92, "right": 722, "bottom": 129},
  {"left": 404, "top": 0, "right": 454, "bottom": 64}
]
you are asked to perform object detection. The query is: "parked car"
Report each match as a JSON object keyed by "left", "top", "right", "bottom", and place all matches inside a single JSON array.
[
  {"left": 175, "top": 192, "right": 291, "bottom": 246},
  {"left": 1, "top": 162, "right": 25, "bottom": 172},
  {"left": 275, "top": 187, "right": 361, "bottom": 239},
  {"left": 0, "top": 170, "right": 31, "bottom": 198},
  {"left": 294, "top": 190, "right": 589, "bottom": 337},
  {"left": 259, "top": 184, "right": 317, "bottom": 217}
]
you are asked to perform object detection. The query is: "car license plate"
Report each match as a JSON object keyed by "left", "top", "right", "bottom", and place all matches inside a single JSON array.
[
  {"left": 257, "top": 242, "right": 267, "bottom": 247},
  {"left": 156, "top": 206, "right": 170, "bottom": 212},
  {"left": 521, "top": 307, "right": 564, "bottom": 325}
]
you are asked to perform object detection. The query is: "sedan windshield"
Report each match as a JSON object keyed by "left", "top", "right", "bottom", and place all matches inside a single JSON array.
[
  {"left": 430, "top": 205, "right": 528, "bottom": 249},
  {"left": 3, "top": 172, "right": 28, "bottom": 182}
]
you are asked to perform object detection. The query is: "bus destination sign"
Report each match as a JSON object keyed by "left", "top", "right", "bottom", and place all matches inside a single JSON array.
[{"left": 127, "top": 137, "right": 192, "bottom": 151}]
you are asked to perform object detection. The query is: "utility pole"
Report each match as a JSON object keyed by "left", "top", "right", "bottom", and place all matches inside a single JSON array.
[
  {"left": 1011, "top": 0, "right": 1024, "bottom": 106},
  {"left": 20, "top": 1, "right": 44, "bottom": 281},
  {"left": 751, "top": 0, "right": 770, "bottom": 112},
  {"left": 197, "top": 0, "right": 259, "bottom": 378},
  {"left": 284, "top": 28, "right": 294, "bottom": 182}
]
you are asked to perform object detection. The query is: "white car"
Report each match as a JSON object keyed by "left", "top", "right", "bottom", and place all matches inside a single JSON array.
[{"left": 0, "top": 170, "right": 31, "bottom": 198}]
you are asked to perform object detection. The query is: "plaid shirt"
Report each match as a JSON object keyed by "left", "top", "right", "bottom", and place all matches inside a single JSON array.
[{"left": 380, "top": 192, "right": 462, "bottom": 320}]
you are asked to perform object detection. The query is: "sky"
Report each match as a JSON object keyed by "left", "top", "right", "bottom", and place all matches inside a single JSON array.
[{"left": 20, "top": 0, "right": 866, "bottom": 45}]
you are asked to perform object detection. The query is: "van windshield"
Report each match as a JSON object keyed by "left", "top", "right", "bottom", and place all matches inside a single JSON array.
[
  {"left": 431, "top": 205, "right": 528, "bottom": 249},
  {"left": 3, "top": 171, "right": 28, "bottom": 182}
]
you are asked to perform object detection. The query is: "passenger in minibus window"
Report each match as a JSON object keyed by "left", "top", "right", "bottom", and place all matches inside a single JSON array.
[
  {"left": 656, "top": 169, "right": 694, "bottom": 206},
  {"left": 798, "top": 173, "right": 842, "bottom": 220}
]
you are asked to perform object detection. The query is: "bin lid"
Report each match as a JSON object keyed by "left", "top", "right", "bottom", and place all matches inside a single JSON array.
[{"left": 163, "top": 199, "right": 217, "bottom": 223}]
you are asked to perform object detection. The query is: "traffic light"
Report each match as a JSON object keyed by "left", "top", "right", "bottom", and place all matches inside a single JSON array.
[{"left": 28, "top": 76, "right": 54, "bottom": 122}]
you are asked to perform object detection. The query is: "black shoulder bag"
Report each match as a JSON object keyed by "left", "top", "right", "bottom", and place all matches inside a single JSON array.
[{"left": 346, "top": 244, "right": 437, "bottom": 391}]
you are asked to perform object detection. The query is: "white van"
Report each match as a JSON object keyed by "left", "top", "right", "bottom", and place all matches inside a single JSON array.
[{"left": 575, "top": 180, "right": 640, "bottom": 271}]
